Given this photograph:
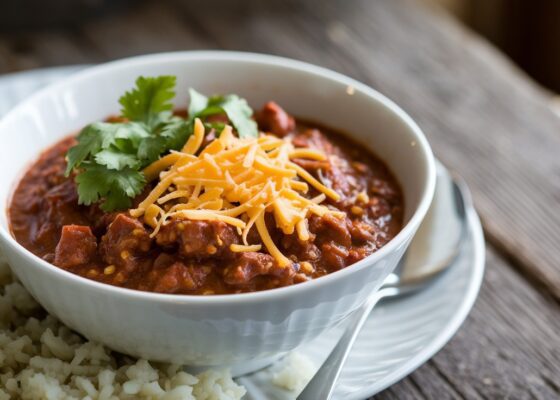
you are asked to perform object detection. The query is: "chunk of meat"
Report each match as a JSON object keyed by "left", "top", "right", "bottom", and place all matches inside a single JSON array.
[
  {"left": 155, "top": 219, "right": 239, "bottom": 259},
  {"left": 87, "top": 205, "right": 119, "bottom": 235},
  {"left": 43, "top": 179, "right": 82, "bottom": 223},
  {"left": 371, "top": 178, "right": 401, "bottom": 201},
  {"left": 309, "top": 214, "right": 352, "bottom": 247},
  {"left": 368, "top": 196, "right": 393, "bottom": 219},
  {"left": 280, "top": 233, "right": 321, "bottom": 262},
  {"left": 320, "top": 243, "right": 349, "bottom": 271},
  {"left": 223, "top": 252, "right": 295, "bottom": 286},
  {"left": 323, "top": 157, "right": 356, "bottom": 197},
  {"left": 255, "top": 101, "right": 295, "bottom": 137},
  {"left": 293, "top": 129, "right": 338, "bottom": 155},
  {"left": 54, "top": 225, "right": 97, "bottom": 269},
  {"left": 346, "top": 248, "right": 370, "bottom": 265},
  {"left": 35, "top": 180, "right": 91, "bottom": 250},
  {"left": 99, "top": 214, "right": 151, "bottom": 270},
  {"left": 151, "top": 262, "right": 211, "bottom": 293},
  {"left": 152, "top": 263, "right": 183, "bottom": 293},
  {"left": 348, "top": 220, "right": 376, "bottom": 244}
]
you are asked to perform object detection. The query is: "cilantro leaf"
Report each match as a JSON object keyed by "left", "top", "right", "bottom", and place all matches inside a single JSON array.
[
  {"left": 188, "top": 88, "right": 209, "bottom": 119},
  {"left": 109, "top": 167, "right": 146, "bottom": 198},
  {"left": 113, "top": 122, "right": 151, "bottom": 148},
  {"left": 95, "top": 147, "right": 141, "bottom": 170},
  {"left": 136, "top": 119, "right": 190, "bottom": 165},
  {"left": 65, "top": 122, "right": 118, "bottom": 176},
  {"left": 137, "top": 136, "right": 167, "bottom": 165},
  {"left": 119, "top": 76, "right": 176, "bottom": 128},
  {"left": 75, "top": 163, "right": 145, "bottom": 211},
  {"left": 220, "top": 95, "right": 258, "bottom": 138},
  {"left": 74, "top": 164, "right": 105, "bottom": 205},
  {"left": 187, "top": 90, "right": 258, "bottom": 138},
  {"left": 160, "top": 119, "right": 190, "bottom": 151},
  {"left": 101, "top": 190, "right": 134, "bottom": 212},
  {"left": 65, "top": 133, "right": 99, "bottom": 176},
  {"left": 203, "top": 121, "right": 226, "bottom": 132}
]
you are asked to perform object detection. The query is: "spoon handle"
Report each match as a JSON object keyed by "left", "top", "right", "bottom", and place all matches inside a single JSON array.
[{"left": 297, "top": 285, "right": 400, "bottom": 400}]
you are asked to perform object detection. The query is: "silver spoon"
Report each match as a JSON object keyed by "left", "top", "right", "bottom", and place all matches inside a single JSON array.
[{"left": 297, "top": 163, "right": 472, "bottom": 400}]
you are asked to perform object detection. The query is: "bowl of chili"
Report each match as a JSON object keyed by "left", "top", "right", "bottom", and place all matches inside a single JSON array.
[{"left": 0, "top": 52, "right": 435, "bottom": 373}]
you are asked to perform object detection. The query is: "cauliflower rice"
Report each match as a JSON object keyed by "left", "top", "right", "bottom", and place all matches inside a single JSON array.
[{"left": 0, "top": 249, "right": 316, "bottom": 399}]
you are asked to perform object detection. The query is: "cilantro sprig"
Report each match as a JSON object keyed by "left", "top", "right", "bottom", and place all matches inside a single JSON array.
[
  {"left": 187, "top": 89, "right": 258, "bottom": 138},
  {"left": 65, "top": 75, "right": 258, "bottom": 212}
]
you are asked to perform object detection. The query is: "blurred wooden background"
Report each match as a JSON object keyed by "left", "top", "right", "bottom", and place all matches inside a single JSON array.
[
  {"left": 2, "top": 0, "right": 560, "bottom": 93},
  {"left": 426, "top": 0, "right": 560, "bottom": 93}
]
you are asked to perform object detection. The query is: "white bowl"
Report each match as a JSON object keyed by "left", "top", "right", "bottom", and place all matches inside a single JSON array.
[{"left": 0, "top": 52, "right": 435, "bottom": 374}]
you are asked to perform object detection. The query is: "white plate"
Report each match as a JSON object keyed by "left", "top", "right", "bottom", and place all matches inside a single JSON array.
[{"left": 0, "top": 66, "right": 485, "bottom": 400}]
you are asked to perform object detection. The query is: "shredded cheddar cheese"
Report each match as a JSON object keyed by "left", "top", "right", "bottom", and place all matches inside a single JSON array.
[
  {"left": 230, "top": 244, "right": 262, "bottom": 252},
  {"left": 131, "top": 118, "right": 344, "bottom": 267}
]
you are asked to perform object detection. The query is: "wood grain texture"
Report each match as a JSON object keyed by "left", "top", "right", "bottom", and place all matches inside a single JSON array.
[
  {"left": 0, "top": 0, "right": 559, "bottom": 398},
  {"left": 81, "top": 2, "right": 213, "bottom": 58}
]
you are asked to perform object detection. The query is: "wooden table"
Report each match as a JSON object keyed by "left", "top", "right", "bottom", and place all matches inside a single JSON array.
[{"left": 2, "top": 0, "right": 559, "bottom": 398}]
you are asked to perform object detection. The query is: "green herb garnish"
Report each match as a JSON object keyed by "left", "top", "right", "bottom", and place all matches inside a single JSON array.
[
  {"left": 65, "top": 75, "right": 258, "bottom": 212},
  {"left": 187, "top": 89, "right": 258, "bottom": 138}
]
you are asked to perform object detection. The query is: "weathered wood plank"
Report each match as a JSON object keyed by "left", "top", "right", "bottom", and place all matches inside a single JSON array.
[
  {"left": 0, "top": 30, "right": 95, "bottom": 71},
  {"left": 379, "top": 246, "right": 560, "bottom": 399},
  {"left": 375, "top": 379, "right": 431, "bottom": 400},
  {"left": 385, "top": 362, "right": 466, "bottom": 400},
  {"left": 80, "top": 1, "right": 214, "bottom": 59}
]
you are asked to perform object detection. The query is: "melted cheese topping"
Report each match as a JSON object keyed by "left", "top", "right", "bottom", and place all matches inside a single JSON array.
[{"left": 131, "top": 118, "right": 343, "bottom": 267}]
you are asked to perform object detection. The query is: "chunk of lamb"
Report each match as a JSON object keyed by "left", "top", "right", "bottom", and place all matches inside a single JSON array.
[
  {"left": 255, "top": 101, "right": 295, "bottom": 137},
  {"left": 99, "top": 214, "right": 151, "bottom": 270},
  {"left": 155, "top": 219, "right": 239, "bottom": 259},
  {"left": 54, "top": 225, "right": 97, "bottom": 269},
  {"left": 223, "top": 252, "right": 296, "bottom": 287}
]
